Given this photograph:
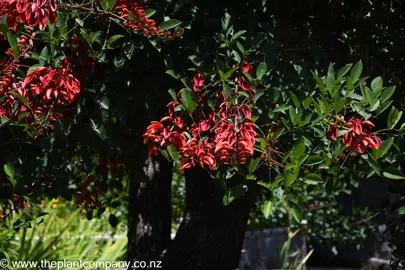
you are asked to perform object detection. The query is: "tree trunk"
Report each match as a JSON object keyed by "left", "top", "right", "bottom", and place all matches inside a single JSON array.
[
  {"left": 127, "top": 154, "right": 172, "bottom": 263},
  {"left": 162, "top": 168, "right": 259, "bottom": 270}
]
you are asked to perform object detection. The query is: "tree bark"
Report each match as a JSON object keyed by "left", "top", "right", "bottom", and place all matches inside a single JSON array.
[
  {"left": 162, "top": 168, "right": 259, "bottom": 270},
  {"left": 127, "top": 154, "right": 172, "bottom": 263}
]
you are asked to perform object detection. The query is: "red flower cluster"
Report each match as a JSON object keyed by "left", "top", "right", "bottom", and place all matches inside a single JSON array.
[
  {"left": 0, "top": 58, "right": 81, "bottom": 136},
  {"left": 236, "top": 61, "right": 257, "bottom": 100},
  {"left": 114, "top": 0, "right": 171, "bottom": 39},
  {"left": 329, "top": 117, "right": 381, "bottom": 154},
  {"left": 0, "top": 48, "right": 19, "bottom": 77},
  {"left": 24, "top": 58, "right": 81, "bottom": 106},
  {"left": 0, "top": 0, "right": 57, "bottom": 30},
  {"left": 0, "top": 78, "right": 31, "bottom": 121},
  {"left": 144, "top": 62, "right": 259, "bottom": 171}
]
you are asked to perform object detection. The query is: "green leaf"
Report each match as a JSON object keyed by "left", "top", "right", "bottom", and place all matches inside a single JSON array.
[
  {"left": 364, "top": 87, "right": 374, "bottom": 104},
  {"left": 7, "top": 31, "right": 19, "bottom": 58},
  {"left": 249, "top": 158, "right": 260, "bottom": 173},
  {"left": 262, "top": 201, "right": 273, "bottom": 219},
  {"left": 312, "top": 72, "right": 326, "bottom": 95},
  {"left": 371, "top": 77, "right": 383, "bottom": 91},
  {"left": 353, "top": 105, "right": 371, "bottom": 120},
  {"left": 90, "top": 31, "right": 102, "bottom": 44},
  {"left": 253, "top": 91, "right": 264, "bottom": 102},
  {"left": 181, "top": 89, "right": 197, "bottom": 113},
  {"left": 242, "top": 71, "right": 253, "bottom": 82},
  {"left": 373, "top": 137, "right": 394, "bottom": 160},
  {"left": 168, "top": 89, "right": 177, "bottom": 102},
  {"left": 326, "top": 74, "right": 335, "bottom": 92},
  {"left": 166, "top": 70, "right": 179, "bottom": 80},
  {"left": 257, "top": 180, "right": 270, "bottom": 190},
  {"left": 160, "top": 149, "right": 170, "bottom": 161},
  {"left": 288, "top": 201, "right": 304, "bottom": 223},
  {"left": 303, "top": 97, "right": 312, "bottom": 109},
  {"left": 376, "top": 100, "right": 393, "bottom": 115},
  {"left": 230, "top": 30, "right": 246, "bottom": 42},
  {"left": 387, "top": 106, "right": 402, "bottom": 129},
  {"left": 159, "top": 19, "right": 182, "bottom": 31},
  {"left": 220, "top": 66, "right": 238, "bottom": 81},
  {"left": 333, "top": 92, "right": 343, "bottom": 113},
  {"left": 256, "top": 62, "right": 267, "bottom": 80},
  {"left": 370, "top": 100, "right": 380, "bottom": 112},
  {"left": 100, "top": 0, "right": 117, "bottom": 11},
  {"left": 328, "top": 63, "right": 335, "bottom": 77},
  {"left": 108, "top": 214, "right": 118, "bottom": 228},
  {"left": 284, "top": 172, "right": 298, "bottom": 186},
  {"left": 345, "top": 77, "right": 354, "bottom": 99},
  {"left": 289, "top": 107, "right": 300, "bottom": 126},
  {"left": 273, "top": 105, "right": 291, "bottom": 113},
  {"left": 294, "top": 143, "right": 306, "bottom": 158},
  {"left": 289, "top": 91, "right": 300, "bottom": 109},
  {"left": 350, "top": 60, "right": 363, "bottom": 83},
  {"left": 145, "top": 9, "right": 156, "bottom": 18},
  {"left": 90, "top": 119, "right": 107, "bottom": 141},
  {"left": 0, "top": 23, "right": 9, "bottom": 35},
  {"left": 303, "top": 173, "right": 323, "bottom": 185},
  {"left": 106, "top": 34, "right": 124, "bottom": 47},
  {"left": 150, "top": 39, "right": 161, "bottom": 52},
  {"left": 361, "top": 154, "right": 381, "bottom": 176},
  {"left": 246, "top": 175, "right": 257, "bottom": 180},
  {"left": 39, "top": 46, "right": 49, "bottom": 65},
  {"left": 222, "top": 84, "right": 232, "bottom": 99},
  {"left": 4, "top": 163, "right": 15, "bottom": 179},
  {"left": 337, "top": 64, "right": 353, "bottom": 79},
  {"left": 381, "top": 86, "right": 396, "bottom": 103},
  {"left": 236, "top": 41, "right": 244, "bottom": 54},
  {"left": 123, "top": 41, "right": 135, "bottom": 59},
  {"left": 223, "top": 185, "right": 247, "bottom": 205},
  {"left": 188, "top": 55, "right": 202, "bottom": 67},
  {"left": 167, "top": 145, "right": 179, "bottom": 161},
  {"left": 383, "top": 167, "right": 405, "bottom": 180},
  {"left": 305, "top": 155, "right": 324, "bottom": 166}
]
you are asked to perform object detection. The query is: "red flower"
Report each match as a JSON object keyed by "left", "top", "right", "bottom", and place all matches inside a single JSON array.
[
  {"left": 193, "top": 73, "right": 205, "bottom": 93},
  {"left": 144, "top": 66, "right": 259, "bottom": 170},
  {"left": 180, "top": 139, "right": 216, "bottom": 171},
  {"left": 242, "top": 61, "right": 253, "bottom": 76},
  {"left": 347, "top": 118, "right": 362, "bottom": 135},
  {"left": 114, "top": 0, "right": 171, "bottom": 38},
  {"left": 23, "top": 58, "right": 81, "bottom": 105},
  {"left": 328, "top": 124, "right": 339, "bottom": 140},
  {"left": 0, "top": 0, "right": 57, "bottom": 30},
  {"left": 339, "top": 118, "right": 381, "bottom": 154},
  {"left": 240, "top": 104, "right": 251, "bottom": 119}
]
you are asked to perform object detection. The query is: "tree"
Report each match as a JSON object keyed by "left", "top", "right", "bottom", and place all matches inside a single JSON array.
[{"left": 1, "top": 0, "right": 405, "bottom": 269}]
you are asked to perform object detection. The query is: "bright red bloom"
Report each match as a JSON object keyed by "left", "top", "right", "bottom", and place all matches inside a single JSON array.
[
  {"left": 0, "top": 77, "right": 31, "bottom": 121},
  {"left": 329, "top": 124, "right": 339, "bottom": 140},
  {"left": 0, "top": 0, "right": 57, "bottom": 30},
  {"left": 338, "top": 118, "right": 381, "bottom": 154},
  {"left": 144, "top": 65, "right": 260, "bottom": 170},
  {"left": 239, "top": 104, "right": 251, "bottom": 119},
  {"left": 180, "top": 139, "right": 216, "bottom": 171},
  {"left": 23, "top": 58, "right": 81, "bottom": 105},
  {"left": 347, "top": 118, "right": 362, "bottom": 135},
  {"left": 241, "top": 61, "right": 254, "bottom": 76},
  {"left": 114, "top": 0, "right": 171, "bottom": 39},
  {"left": 193, "top": 73, "right": 205, "bottom": 93}
]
